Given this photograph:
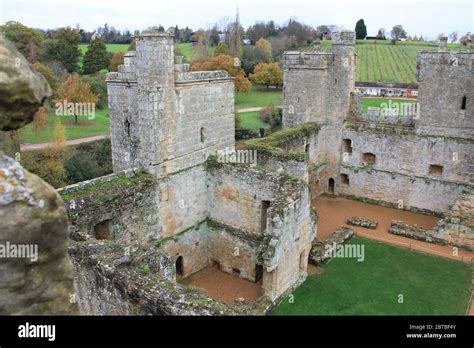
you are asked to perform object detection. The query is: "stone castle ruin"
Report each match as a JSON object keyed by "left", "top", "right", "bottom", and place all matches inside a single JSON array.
[
  {"left": 64, "top": 30, "right": 472, "bottom": 314},
  {"left": 2, "top": 29, "right": 472, "bottom": 315}
]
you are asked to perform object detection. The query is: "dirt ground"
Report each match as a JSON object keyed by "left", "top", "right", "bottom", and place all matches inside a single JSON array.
[
  {"left": 312, "top": 196, "right": 473, "bottom": 262},
  {"left": 180, "top": 266, "right": 262, "bottom": 306}
]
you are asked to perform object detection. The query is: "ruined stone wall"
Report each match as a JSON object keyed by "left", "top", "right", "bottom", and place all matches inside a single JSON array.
[
  {"left": 159, "top": 221, "right": 210, "bottom": 278},
  {"left": 433, "top": 190, "right": 474, "bottom": 249},
  {"left": 207, "top": 162, "right": 315, "bottom": 300},
  {"left": 70, "top": 242, "right": 239, "bottom": 315},
  {"left": 58, "top": 169, "right": 159, "bottom": 243},
  {"left": 335, "top": 123, "right": 473, "bottom": 212},
  {"left": 207, "top": 164, "right": 278, "bottom": 236},
  {"left": 156, "top": 165, "right": 208, "bottom": 239},
  {"left": 261, "top": 187, "right": 315, "bottom": 301},
  {"left": 208, "top": 223, "right": 261, "bottom": 282}
]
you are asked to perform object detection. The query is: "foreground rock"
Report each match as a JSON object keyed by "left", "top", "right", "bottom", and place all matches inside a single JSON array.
[
  {"left": 0, "top": 34, "right": 78, "bottom": 314},
  {"left": 0, "top": 34, "right": 51, "bottom": 131}
]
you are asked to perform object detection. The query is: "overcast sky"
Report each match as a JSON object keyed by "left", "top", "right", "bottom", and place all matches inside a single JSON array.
[{"left": 0, "top": 0, "right": 472, "bottom": 40}]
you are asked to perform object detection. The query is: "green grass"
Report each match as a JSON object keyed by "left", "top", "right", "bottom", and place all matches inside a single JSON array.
[
  {"left": 273, "top": 237, "right": 472, "bottom": 315},
  {"left": 362, "top": 97, "right": 417, "bottom": 114},
  {"left": 19, "top": 108, "right": 110, "bottom": 144},
  {"left": 239, "top": 111, "right": 270, "bottom": 130},
  {"left": 235, "top": 86, "right": 282, "bottom": 109}
]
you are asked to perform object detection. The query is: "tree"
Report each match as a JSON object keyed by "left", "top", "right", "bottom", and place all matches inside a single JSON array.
[
  {"left": 194, "top": 30, "right": 211, "bottom": 60},
  {"left": 390, "top": 25, "right": 407, "bottom": 42},
  {"left": 32, "top": 106, "right": 48, "bottom": 135},
  {"left": 259, "top": 104, "right": 281, "bottom": 128},
  {"left": 376, "top": 28, "right": 386, "bottom": 40},
  {"left": 109, "top": 51, "right": 125, "bottom": 71},
  {"left": 32, "top": 62, "right": 58, "bottom": 95},
  {"left": 55, "top": 74, "right": 99, "bottom": 123},
  {"left": 227, "top": 8, "right": 243, "bottom": 58},
  {"left": 460, "top": 32, "right": 471, "bottom": 45},
  {"left": 40, "top": 27, "right": 82, "bottom": 72},
  {"left": 355, "top": 19, "right": 367, "bottom": 40},
  {"left": 191, "top": 54, "right": 251, "bottom": 92},
  {"left": 82, "top": 37, "right": 110, "bottom": 74},
  {"left": 0, "top": 21, "right": 44, "bottom": 62},
  {"left": 22, "top": 120, "right": 70, "bottom": 188},
  {"left": 449, "top": 31, "right": 458, "bottom": 43},
  {"left": 250, "top": 63, "right": 283, "bottom": 89},
  {"left": 80, "top": 74, "right": 108, "bottom": 109},
  {"left": 255, "top": 38, "right": 272, "bottom": 63},
  {"left": 214, "top": 42, "right": 230, "bottom": 56}
]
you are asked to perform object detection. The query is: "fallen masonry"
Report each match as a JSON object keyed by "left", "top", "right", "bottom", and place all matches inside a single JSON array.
[
  {"left": 347, "top": 217, "right": 378, "bottom": 229},
  {"left": 309, "top": 226, "right": 354, "bottom": 264}
]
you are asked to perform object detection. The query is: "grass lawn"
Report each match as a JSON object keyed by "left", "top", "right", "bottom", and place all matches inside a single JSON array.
[
  {"left": 239, "top": 111, "right": 270, "bottom": 130},
  {"left": 362, "top": 97, "right": 417, "bottom": 114},
  {"left": 273, "top": 237, "right": 471, "bottom": 315},
  {"left": 19, "top": 108, "right": 110, "bottom": 144},
  {"left": 235, "top": 86, "right": 282, "bottom": 109}
]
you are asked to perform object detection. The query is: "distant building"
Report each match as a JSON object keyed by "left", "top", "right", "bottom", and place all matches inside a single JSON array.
[{"left": 355, "top": 82, "right": 418, "bottom": 98}]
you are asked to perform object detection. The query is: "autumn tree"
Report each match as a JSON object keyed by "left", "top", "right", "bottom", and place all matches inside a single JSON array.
[
  {"left": 250, "top": 63, "right": 283, "bottom": 89},
  {"left": 55, "top": 74, "right": 99, "bottom": 124},
  {"left": 109, "top": 51, "right": 125, "bottom": 72},
  {"left": 32, "top": 106, "right": 49, "bottom": 135},
  {"left": 255, "top": 38, "right": 272, "bottom": 63},
  {"left": 21, "top": 120, "right": 70, "bottom": 188},
  {"left": 214, "top": 42, "right": 230, "bottom": 56},
  {"left": 82, "top": 37, "right": 110, "bottom": 74},
  {"left": 191, "top": 54, "right": 251, "bottom": 92}
]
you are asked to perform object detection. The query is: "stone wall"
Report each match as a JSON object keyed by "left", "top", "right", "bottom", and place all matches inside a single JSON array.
[
  {"left": 58, "top": 169, "right": 159, "bottom": 243},
  {"left": 70, "top": 241, "right": 240, "bottom": 315}
]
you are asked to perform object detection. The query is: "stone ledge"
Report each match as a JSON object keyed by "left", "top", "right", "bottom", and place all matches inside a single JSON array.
[{"left": 347, "top": 217, "right": 378, "bottom": 229}]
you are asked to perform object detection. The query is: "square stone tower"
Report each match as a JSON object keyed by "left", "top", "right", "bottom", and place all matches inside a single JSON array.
[
  {"left": 416, "top": 47, "right": 473, "bottom": 139},
  {"left": 106, "top": 31, "right": 235, "bottom": 175}
]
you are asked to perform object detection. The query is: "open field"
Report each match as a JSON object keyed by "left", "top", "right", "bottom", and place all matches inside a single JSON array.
[
  {"left": 235, "top": 86, "right": 282, "bottom": 109},
  {"left": 273, "top": 236, "right": 472, "bottom": 315},
  {"left": 19, "top": 108, "right": 110, "bottom": 144},
  {"left": 239, "top": 111, "right": 270, "bottom": 130}
]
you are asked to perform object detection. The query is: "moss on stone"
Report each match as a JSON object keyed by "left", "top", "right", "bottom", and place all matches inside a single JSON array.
[{"left": 242, "top": 122, "right": 319, "bottom": 160}]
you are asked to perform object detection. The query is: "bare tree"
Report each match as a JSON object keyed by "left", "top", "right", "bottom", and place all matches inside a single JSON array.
[{"left": 449, "top": 31, "right": 458, "bottom": 43}]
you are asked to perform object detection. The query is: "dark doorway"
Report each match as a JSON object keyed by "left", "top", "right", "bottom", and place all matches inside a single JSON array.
[
  {"left": 261, "top": 200, "right": 271, "bottom": 232},
  {"left": 328, "top": 178, "right": 335, "bottom": 194},
  {"left": 176, "top": 256, "right": 184, "bottom": 277},
  {"left": 255, "top": 264, "right": 263, "bottom": 282},
  {"left": 94, "top": 220, "right": 113, "bottom": 240}
]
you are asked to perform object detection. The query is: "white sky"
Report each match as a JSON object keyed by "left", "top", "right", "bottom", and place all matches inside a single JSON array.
[{"left": 0, "top": 0, "right": 473, "bottom": 40}]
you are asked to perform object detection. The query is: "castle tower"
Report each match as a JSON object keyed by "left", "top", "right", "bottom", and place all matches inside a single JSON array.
[
  {"left": 416, "top": 43, "right": 473, "bottom": 139},
  {"left": 282, "top": 31, "right": 356, "bottom": 194},
  {"left": 106, "top": 31, "right": 235, "bottom": 174}
]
